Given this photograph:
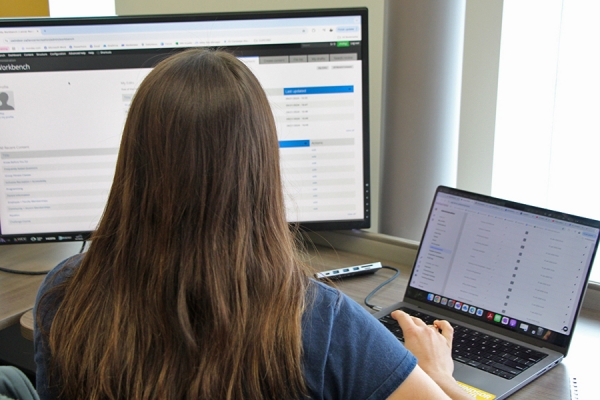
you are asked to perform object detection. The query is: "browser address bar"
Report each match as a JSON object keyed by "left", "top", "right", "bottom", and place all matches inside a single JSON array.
[{"left": 6, "top": 37, "right": 75, "bottom": 43}]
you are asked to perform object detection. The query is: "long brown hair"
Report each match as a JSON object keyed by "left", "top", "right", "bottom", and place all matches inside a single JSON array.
[{"left": 41, "top": 49, "right": 309, "bottom": 399}]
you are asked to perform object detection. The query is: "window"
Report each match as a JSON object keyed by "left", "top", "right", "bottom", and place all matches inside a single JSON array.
[
  {"left": 49, "top": 0, "right": 115, "bottom": 17},
  {"left": 493, "top": 0, "right": 600, "bottom": 282}
]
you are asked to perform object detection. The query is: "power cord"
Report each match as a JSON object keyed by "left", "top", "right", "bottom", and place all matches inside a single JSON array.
[
  {"left": 0, "top": 240, "right": 87, "bottom": 275},
  {"left": 364, "top": 265, "right": 400, "bottom": 311}
]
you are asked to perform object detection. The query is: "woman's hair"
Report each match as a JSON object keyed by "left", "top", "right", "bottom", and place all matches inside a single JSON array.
[{"left": 42, "top": 49, "right": 310, "bottom": 399}]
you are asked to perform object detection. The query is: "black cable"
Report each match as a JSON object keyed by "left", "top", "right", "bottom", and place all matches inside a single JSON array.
[
  {"left": 0, "top": 240, "right": 87, "bottom": 276},
  {"left": 0, "top": 265, "right": 51, "bottom": 275},
  {"left": 364, "top": 265, "right": 400, "bottom": 311},
  {"left": 0, "top": 266, "right": 49, "bottom": 275}
]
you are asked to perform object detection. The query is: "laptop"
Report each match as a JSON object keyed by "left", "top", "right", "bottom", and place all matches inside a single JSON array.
[{"left": 373, "top": 185, "right": 600, "bottom": 399}]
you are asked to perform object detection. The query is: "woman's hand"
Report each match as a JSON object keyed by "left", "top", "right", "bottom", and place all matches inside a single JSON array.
[
  {"left": 392, "top": 310, "right": 456, "bottom": 387},
  {"left": 387, "top": 311, "right": 471, "bottom": 400}
]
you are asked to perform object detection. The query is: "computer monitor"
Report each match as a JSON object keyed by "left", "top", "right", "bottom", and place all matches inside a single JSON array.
[{"left": 0, "top": 8, "right": 370, "bottom": 245}]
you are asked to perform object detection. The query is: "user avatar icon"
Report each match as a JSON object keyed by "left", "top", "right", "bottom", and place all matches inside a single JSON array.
[{"left": 0, "top": 92, "right": 15, "bottom": 110}]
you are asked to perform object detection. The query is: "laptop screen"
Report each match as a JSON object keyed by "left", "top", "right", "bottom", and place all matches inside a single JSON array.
[{"left": 406, "top": 186, "right": 600, "bottom": 348}]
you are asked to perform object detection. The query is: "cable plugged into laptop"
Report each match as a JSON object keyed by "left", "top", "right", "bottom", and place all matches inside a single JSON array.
[{"left": 363, "top": 265, "right": 400, "bottom": 311}]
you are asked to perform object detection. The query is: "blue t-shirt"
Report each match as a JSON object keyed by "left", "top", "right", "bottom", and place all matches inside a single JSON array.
[{"left": 34, "top": 255, "right": 416, "bottom": 399}]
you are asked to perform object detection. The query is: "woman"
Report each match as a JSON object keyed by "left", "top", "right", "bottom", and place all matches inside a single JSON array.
[{"left": 34, "top": 49, "right": 469, "bottom": 399}]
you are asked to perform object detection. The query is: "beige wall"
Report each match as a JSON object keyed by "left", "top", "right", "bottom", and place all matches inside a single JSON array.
[
  {"left": 457, "top": 0, "right": 502, "bottom": 195},
  {"left": 116, "top": 0, "right": 385, "bottom": 232}
]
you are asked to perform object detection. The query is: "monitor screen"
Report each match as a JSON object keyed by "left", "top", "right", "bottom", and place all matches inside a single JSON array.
[{"left": 0, "top": 8, "right": 370, "bottom": 245}]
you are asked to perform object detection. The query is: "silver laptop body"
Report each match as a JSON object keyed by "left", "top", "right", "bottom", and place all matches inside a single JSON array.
[{"left": 373, "top": 186, "right": 600, "bottom": 399}]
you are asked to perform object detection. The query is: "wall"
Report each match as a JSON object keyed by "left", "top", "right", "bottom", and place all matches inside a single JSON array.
[
  {"left": 379, "top": 0, "right": 503, "bottom": 241},
  {"left": 116, "top": 0, "right": 385, "bottom": 232},
  {"left": 379, "top": 0, "right": 465, "bottom": 241},
  {"left": 377, "top": 0, "right": 503, "bottom": 241},
  {"left": 457, "top": 0, "right": 502, "bottom": 195}
]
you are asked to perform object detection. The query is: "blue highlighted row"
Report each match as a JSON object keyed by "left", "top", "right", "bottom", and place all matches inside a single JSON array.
[
  {"left": 279, "top": 140, "right": 310, "bottom": 148},
  {"left": 283, "top": 85, "right": 354, "bottom": 95},
  {"left": 430, "top": 245, "right": 452, "bottom": 254}
]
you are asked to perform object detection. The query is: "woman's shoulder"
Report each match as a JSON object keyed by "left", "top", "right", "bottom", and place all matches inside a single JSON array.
[
  {"left": 37, "top": 253, "right": 85, "bottom": 300},
  {"left": 307, "top": 279, "right": 343, "bottom": 304},
  {"left": 304, "top": 278, "right": 377, "bottom": 325}
]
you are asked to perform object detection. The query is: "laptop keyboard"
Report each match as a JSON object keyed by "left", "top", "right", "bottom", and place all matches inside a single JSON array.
[{"left": 378, "top": 307, "right": 548, "bottom": 380}]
